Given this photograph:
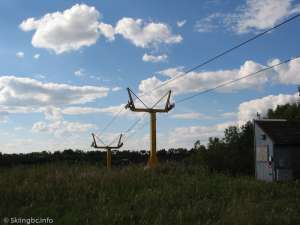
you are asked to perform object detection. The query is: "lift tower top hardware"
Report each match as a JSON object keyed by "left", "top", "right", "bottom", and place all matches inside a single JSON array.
[
  {"left": 91, "top": 133, "right": 123, "bottom": 169},
  {"left": 125, "top": 88, "right": 175, "bottom": 168}
]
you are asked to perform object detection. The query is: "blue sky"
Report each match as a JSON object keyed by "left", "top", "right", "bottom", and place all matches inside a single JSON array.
[{"left": 1, "top": 0, "right": 300, "bottom": 153}]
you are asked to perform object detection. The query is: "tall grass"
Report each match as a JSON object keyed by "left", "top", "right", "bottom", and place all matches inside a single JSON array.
[{"left": 0, "top": 162, "right": 299, "bottom": 225}]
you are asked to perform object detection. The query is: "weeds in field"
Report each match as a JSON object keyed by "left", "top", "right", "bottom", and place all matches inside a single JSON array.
[{"left": 0, "top": 163, "right": 299, "bottom": 225}]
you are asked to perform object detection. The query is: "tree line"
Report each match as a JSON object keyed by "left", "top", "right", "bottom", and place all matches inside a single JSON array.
[{"left": 0, "top": 148, "right": 190, "bottom": 167}]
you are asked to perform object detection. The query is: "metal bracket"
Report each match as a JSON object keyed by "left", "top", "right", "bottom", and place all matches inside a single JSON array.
[
  {"left": 165, "top": 90, "right": 175, "bottom": 112},
  {"left": 125, "top": 88, "right": 135, "bottom": 110},
  {"left": 91, "top": 133, "right": 98, "bottom": 148}
]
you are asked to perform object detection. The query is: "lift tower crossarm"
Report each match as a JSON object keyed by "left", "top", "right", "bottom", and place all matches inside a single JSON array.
[
  {"left": 125, "top": 87, "right": 175, "bottom": 168},
  {"left": 125, "top": 88, "right": 174, "bottom": 113}
]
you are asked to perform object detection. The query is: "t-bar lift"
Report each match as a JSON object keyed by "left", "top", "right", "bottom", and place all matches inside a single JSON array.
[
  {"left": 91, "top": 133, "right": 123, "bottom": 169},
  {"left": 125, "top": 88, "right": 175, "bottom": 168}
]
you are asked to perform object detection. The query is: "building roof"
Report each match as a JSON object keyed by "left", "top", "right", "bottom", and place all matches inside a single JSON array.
[{"left": 255, "top": 120, "right": 300, "bottom": 145}]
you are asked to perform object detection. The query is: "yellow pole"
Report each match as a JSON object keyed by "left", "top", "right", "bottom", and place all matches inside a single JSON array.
[
  {"left": 107, "top": 148, "right": 112, "bottom": 169},
  {"left": 148, "top": 112, "right": 158, "bottom": 168}
]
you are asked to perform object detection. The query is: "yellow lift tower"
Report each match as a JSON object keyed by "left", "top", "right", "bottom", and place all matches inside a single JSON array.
[
  {"left": 125, "top": 88, "right": 175, "bottom": 168},
  {"left": 91, "top": 133, "right": 123, "bottom": 169}
]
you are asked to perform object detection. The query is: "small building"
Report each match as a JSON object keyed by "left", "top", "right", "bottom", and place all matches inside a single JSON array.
[{"left": 254, "top": 119, "right": 300, "bottom": 181}]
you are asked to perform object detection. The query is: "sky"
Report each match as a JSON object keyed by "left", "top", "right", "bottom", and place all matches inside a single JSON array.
[{"left": 1, "top": 0, "right": 300, "bottom": 153}]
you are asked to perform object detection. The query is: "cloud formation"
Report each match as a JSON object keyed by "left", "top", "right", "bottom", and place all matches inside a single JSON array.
[
  {"left": 167, "top": 121, "right": 235, "bottom": 148},
  {"left": 115, "top": 17, "right": 182, "bottom": 48},
  {"left": 142, "top": 53, "right": 168, "bottom": 63},
  {"left": 74, "top": 68, "right": 85, "bottom": 77},
  {"left": 137, "top": 57, "right": 300, "bottom": 106},
  {"left": 20, "top": 4, "right": 102, "bottom": 54},
  {"left": 195, "top": 0, "right": 300, "bottom": 34},
  {"left": 20, "top": 4, "right": 182, "bottom": 53},
  {"left": 0, "top": 76, "right": 109, "bottom": 107},
  {"left": 195, "top": 13, "right": 224, "bottom": 32},
  {"left": 33, "top": 54, "right": 40, "bottom": 59},
  {"left": 32, "top": 120, "right": 95, "bottom": 137},
  {"left": 138, "top": 60, "right": 271, "bottom": 106},
  {"left": 16, "top": 52, "right": 24, "bottom": 58},
  {"left": 0, "top": 76, "right": 137, "bottom": 123},
  {"left": 62, "top": 104, "right": 140, "bottom": 119},
  {"left": 177, "top": 20, "right": 186, "bottom": 28},
  {"left": 237, "top": 93, "right": 299, "bottom": 124},
  {"left": 271, "top": 58, "right": 300, "bottom": 84},
  {"left": 98, "top": 22, "right": 115, "bottom": 41},
  {"left": 233, "top": 0, "right": 299, "bottom": 34}
]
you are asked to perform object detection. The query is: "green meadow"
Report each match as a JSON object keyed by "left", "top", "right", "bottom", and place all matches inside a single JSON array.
[{"left": 1, "top": 162, "right": 300, "bottom": 225}]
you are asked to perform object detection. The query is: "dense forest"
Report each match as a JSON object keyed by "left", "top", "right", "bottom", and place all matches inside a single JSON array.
[{"left": 1, "top": 103, "right": 300, "bottom": 175}]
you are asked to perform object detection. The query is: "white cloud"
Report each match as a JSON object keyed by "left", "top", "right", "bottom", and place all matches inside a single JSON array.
[
  {"left": 112, "top": 86, "right": 122, "bottom": 92},
  {"left": 62, "top": 104, "right": 140, "bottom": 118},
  {"left": 0, "top": 76, "right": 109, "bottom": 107},
  {"left": 233, "top": 0, "right": 298, "bottom": 34},
  {"left": 142, "top": 53, "right": 168, "bottom": 63},
  {"left": 195, "top": 13, "right": 224, "bottom": 32},
  {"left": 170, "top": 112, "right": 213, "bottom": 120},
  {"left": 16, "top": 52, "right": 24, "bottom": 58},
  {"left": 137, "top": 57, "right": 300, "bottom": 106},
  {"left": 0, "top": 104, "right": 138, "bottom": 122},
  {"left": 31, "top": 121, "right": 48, "bottom": 132},
  {"left": 19, "top": 4, "right": 103, "bottom": 54},
  {"left": 237, "top": 93, "right": 299, "bottom": 124},
  {"left": 20, "top": 4, "right": 182, "bottom": 53},
  {"left": 0, "top": 135, "right": 94, "bottom": 153},
  {"left": 74, "top": 68, "right": 85, "bottom": 77},
  {"left": 167, "top": 121, "right": 236, "bottom": 148},
  {"left": 195, "top": 0, "right": 300, "bottom": 34},
  {"left": 19, "top": 18, "right": 39, "bottom": 31},
  {"left": 42, "top": 106, "right": 63, "bottom": 121},
  {"left": 0, "top": 106, "right": 37, "bottom": 115},
  {"left": 115, "top": 17, "right": 182, "bottom": 48},
  {"left": 177, "top": 20, "right": 186, "bottom": 28},
  {"left": 33, "top": 54, "right": 40, "bottom": 59},
  {"left": 98, "top": 22, "right": 115, "bottom": 41},
  {"left": 271, "top": 58, "right": 300, "bottom": 84},
  {"left": 158, "top": 67, "right": 184, "bottom": 78},
  {"left": 62, "top": 107, "right": 104, "bottom": 115},
  {"left": 32, "top": 120, "right": 95, "bottom": 137}
]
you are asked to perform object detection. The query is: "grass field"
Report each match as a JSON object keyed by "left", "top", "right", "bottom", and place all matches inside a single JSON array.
[{"left": 0, "top": 162, "right": 300, "bottom": 225}]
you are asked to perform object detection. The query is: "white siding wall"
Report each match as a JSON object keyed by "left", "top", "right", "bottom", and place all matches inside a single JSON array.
[{"left": 255, "top": 122, "right": 274, "bottom": 181}]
